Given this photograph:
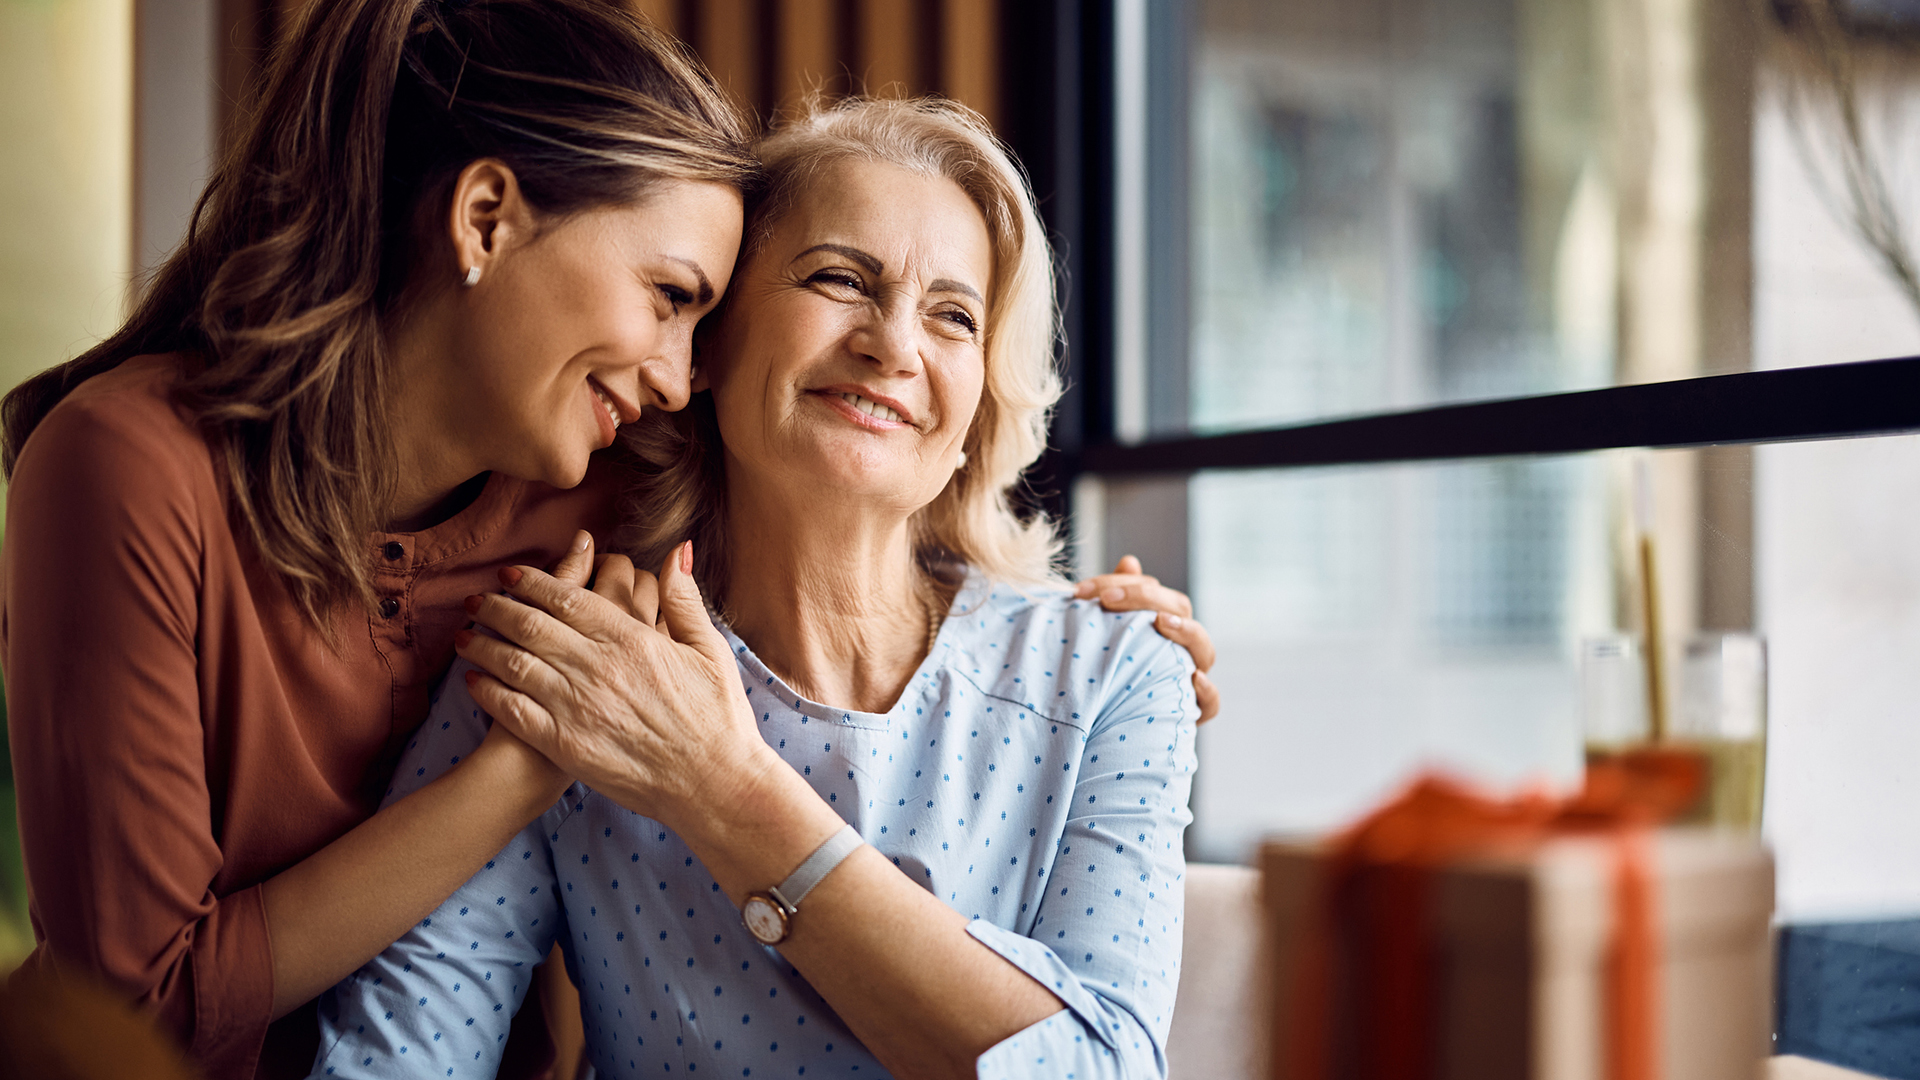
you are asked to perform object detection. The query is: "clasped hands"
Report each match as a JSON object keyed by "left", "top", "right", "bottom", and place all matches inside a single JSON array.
[
  {"left": 454, "top": 532, "right": 1220, "bottom": 829},
  {"left": 455, "top": 534, "right": 775, "bottom": 831}
]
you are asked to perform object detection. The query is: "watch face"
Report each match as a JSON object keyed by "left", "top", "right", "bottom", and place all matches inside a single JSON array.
[{"left": 742, "top": 894, "right": 789, "bottom": 945}]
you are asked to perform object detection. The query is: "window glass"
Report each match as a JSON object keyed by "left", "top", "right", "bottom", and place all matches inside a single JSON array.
[
  {"left": 0, "top": 0, "right": 132, "bottom": 397},
  {"left": 1184, "top": 435, "right": 1920, "bottom": 925},
  {"left": 1181, "top": 0, "right": 1609, "bottom": 434},
  {"left": 1755, "top": 433, "right": 1920, "bottom": 921},
  {"left": 1187, "top": 454, "right": 1602, "bottom": 852},
  {"left": 1160, "top": 0, "right": 1920, "bottom": 437}
]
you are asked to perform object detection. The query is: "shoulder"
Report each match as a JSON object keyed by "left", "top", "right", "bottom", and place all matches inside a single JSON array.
[
  {"left": 13, "top": 354, "right": 215, "bottom": 503},
  {"left": 2, "top": 357, "right": 216, "bottom": 649},
  {"left": 945, "top": 577, "right": 1196, "bottom": 733}
]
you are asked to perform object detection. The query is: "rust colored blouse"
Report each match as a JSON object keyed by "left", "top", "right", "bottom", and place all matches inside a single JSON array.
[{"left": 0, "top": 355, "right": 620, "bottom": 1078}]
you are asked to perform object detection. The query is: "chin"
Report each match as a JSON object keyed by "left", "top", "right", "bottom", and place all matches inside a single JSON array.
[
  {"left": 788, "top": 446, "right": 932, "bottom": 505},
  {"left": 530, "top": 447, "right": 595, "bottom": 491}
]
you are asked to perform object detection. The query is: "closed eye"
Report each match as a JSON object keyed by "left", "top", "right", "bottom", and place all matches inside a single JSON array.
[
  {"left": 660, "top": 284, "right": 694, "bottom": 314},
  {"left": 939, "top": 309, "right": 979, "bottom": 335},
  {"left": 808, "top": 269, "right": 865, "bottom": 293}
]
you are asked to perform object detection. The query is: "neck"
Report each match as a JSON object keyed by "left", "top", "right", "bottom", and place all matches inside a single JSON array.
[
  {"left": 382, "top": 303, "right": 484, "bottom": 531},
  {"left": 723, "top": 467, "right": 945, "bottom": 714}
]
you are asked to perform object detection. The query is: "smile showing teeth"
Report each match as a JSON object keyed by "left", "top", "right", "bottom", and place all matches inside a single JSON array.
[
  {"left": 839, "top": 392, "right": 902, "bottom": 424},
  {"left": 592, "top": 383, "right": 619, "bottom": 428}
]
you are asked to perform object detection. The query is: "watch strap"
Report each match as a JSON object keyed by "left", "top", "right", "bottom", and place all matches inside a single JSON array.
[{"left": 767, "top": 824, "right": 862, "bottom": 913}]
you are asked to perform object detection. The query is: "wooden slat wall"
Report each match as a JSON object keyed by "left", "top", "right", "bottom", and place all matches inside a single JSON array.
[
  {"left": 856, "top": 0, "right": 922, "bottom": 97},
  {"left": 691, "top": 0, "right": 766, "bottom": 117},
  {"left": 626, "top": 0, "right": 1001, "bottom": 131},
  {"left": 255, "top": 1, "right": 1000, "bottom": 140},
  {"left": 939, "top": 0, "right": 998, "bottom": 130},
  {"left": 773, "top": 0, "right": 839, "bottom": 111}
]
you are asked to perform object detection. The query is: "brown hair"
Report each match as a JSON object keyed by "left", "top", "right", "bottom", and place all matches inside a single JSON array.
[
  {"left": 0, "top": 0, "right": 757, "bottom": 626},
  {"left": 616, "top": 96, "right": 1064, "bottom": 614}
]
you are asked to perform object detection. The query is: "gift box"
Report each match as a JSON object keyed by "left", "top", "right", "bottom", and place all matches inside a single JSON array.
[{"left": 1261, "top": 771, "right": 1774, "bottom": 1080}]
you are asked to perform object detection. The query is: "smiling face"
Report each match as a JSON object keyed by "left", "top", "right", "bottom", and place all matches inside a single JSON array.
[
  {"left": 703, "top": 159, "right": 993, "bottom": 516},
  {"left": 438, "top": 177, "right": 744, "bottom": 492}
]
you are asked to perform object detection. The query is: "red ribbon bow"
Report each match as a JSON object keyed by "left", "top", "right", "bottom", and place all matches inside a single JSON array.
[{"left": 1288, "top": 750, "right": 1704, "bottom": 1080}]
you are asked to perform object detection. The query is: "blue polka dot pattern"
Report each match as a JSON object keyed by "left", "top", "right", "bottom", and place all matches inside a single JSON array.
[{"left": 309, "top": 571, "right": 1199, "bottom": 1079}]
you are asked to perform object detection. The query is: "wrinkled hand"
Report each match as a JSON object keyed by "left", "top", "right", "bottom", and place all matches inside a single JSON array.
[
  {"left": 456, "top": 536, "right": 770, "bottom": 828},
  {"left": 1072, "top": 555, "right": 1220, "bottom": 724},
  {"left": 551, "top": 533, "right": 664, "bottom": 628},
  {"left": 451, "top": 534, "right": 624, "bottom": 797},
  {"left": 465, "top": 530, "right": 648, "bottom": 787}
]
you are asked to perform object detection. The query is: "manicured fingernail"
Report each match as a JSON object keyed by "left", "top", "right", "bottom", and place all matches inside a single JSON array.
[
  {"left": 464, "top": 669, "right": 479, "bottom": 687},
  {"left": 1073, "top": 581, "right": 1093, "bottom": 598},
  {"left": 499, "top": 566, "right": 523, "bottom": 588},
  {"left": 454, "top": 629, "right": 474, "bottom": 649},
  {"left": 573, "top": 530, "right": 592, "bottom": 552},
  {"left": 680, "top": 540, "right": 693, "bottom": 575},
  {"left": 1102, "top": 587, "right": 1125, "bottom": 604},
  {"left": 1160, "top": 613, "right": 1183, "bottom": 630},
  {"left": 464, "top": 595, "right": 483, "bottom": 615}
]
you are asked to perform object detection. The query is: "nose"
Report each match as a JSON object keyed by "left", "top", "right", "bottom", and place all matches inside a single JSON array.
[
  {"left": 848, "top": 300, "right": 925, "bottom": 376},
  {"left": 633, "top": 322, "right": 695, "bottom": 412}
]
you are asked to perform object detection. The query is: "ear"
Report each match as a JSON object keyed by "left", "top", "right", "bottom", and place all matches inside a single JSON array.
[{"left": 447, "top": 158, "right": 533, "bottom": 283}]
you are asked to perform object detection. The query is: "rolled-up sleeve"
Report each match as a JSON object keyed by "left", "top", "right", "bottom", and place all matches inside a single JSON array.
[
  {"left": 3, "top": 393, "right": 276, "bottom": 1075},
  {"left": 312, "top": 659, "right": 566, "bottom": 1079},
  {"left": 970, "top": 630, "right": 1200, "bottom": 1080}
]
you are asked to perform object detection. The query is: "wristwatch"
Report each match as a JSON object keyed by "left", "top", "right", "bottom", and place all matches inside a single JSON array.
[{"left": 740, "top": 824, "right": 863, "bottom": 946}]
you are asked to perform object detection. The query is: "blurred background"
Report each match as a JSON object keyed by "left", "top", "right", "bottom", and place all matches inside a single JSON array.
[{"left": 4, "top": 0, "right": 1920, "bottom": 1069}]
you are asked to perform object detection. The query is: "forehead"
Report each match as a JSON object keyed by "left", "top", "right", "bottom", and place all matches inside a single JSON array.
[
  {"left": 771, "top": 159, "right": 991, "bottom": 274},
  {"left": 605, "top": 181, "right": 744, "bottom": 251}
]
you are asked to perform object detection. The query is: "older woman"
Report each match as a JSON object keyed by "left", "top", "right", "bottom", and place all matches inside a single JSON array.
[{"left": 311, "top": 99, "right": 1198, "bottom": 1080}]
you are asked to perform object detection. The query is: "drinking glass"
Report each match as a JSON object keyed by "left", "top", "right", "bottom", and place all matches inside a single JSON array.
[
  {"left": 1675, "top": 633, "right": 1768, "bottom": 831},
  {"left": 1581, "top": 634, "right": 1650, "bottom": 752}
]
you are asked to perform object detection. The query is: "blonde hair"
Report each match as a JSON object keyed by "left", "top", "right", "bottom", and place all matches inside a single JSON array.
[{"left": 617, "top": 96, "right": 1064, "bottom": 609}]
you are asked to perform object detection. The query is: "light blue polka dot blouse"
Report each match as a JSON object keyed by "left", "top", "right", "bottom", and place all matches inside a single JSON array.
[{"left": 309, "top": 570, "right": 1199, "bottom": 1080}]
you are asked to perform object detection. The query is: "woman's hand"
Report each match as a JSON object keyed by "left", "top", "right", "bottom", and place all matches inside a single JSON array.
[
  {"left": 466, "top": 530, "right": 626, "bottom": 802},
  {"left": 1073, "top": 555, "right": 1221, "bottom": 722},
  {"left": 455, "top": 540, "right": 776, "bottom": 830}
]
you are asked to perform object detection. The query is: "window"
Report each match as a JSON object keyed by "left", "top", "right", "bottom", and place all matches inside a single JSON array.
[{"left": 1000, "top": 0, "right": 1920, "bottom": 927}]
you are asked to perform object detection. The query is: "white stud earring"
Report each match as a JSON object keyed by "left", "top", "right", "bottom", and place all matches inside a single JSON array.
[
  {"left": 462, "top": 265, "right": 481, "bottom": 287},
  {"left": 955, "top": 450, "right": 968, "bottom": 469}
]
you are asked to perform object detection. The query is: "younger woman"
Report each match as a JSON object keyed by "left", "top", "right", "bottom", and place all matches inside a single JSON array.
[{"left": 2, "top": 2, "right": 753, "bottom": 1074}]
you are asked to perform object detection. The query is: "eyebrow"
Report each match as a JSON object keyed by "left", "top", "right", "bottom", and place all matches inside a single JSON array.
[
  {"left": 665, "top": 256, "right": 715, "bottom": 306},
  {"left": 794, "top": 243, "right": 883, "bottom": 275},
  {"left": 929, "top": 278, "right": 984, "bottom": 304},
  {"left": 794, "top": 244, "right": 983, "bottom": 304}
]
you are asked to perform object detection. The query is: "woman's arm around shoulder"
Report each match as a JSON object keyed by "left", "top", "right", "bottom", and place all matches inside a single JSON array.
[{"left": 310, "top": 660, "right": 568, "bottom": 1080}]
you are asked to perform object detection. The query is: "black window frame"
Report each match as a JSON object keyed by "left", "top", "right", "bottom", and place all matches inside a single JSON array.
[{"left": 999, "top": 1, "right": 1920, "bottom": 517}]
